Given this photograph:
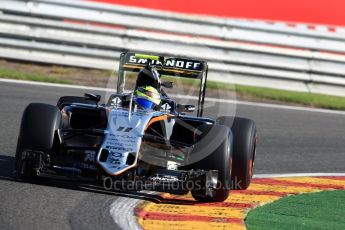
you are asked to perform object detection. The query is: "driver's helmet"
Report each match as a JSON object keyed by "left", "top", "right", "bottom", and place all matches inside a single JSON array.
[
  {"left": 136, "top": 65, "right": 161, "bottom": 89},
  {"left": 135, "top": 86, "right": 161, "bottom": 110}
]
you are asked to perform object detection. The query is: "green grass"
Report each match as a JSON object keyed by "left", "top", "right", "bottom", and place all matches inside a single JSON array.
[
  {"left": 162, "top": 75, "right": 345, "bottom": 110},
  {"left": 0, "top": 67, "right": 70, "bottom": 84},
  {"left": 225, "top": 84, "right": 345, "bottom": 111},
  {"left": 245, "top": 191, "right": 345, "bottom": 230},
  {"left": 1, "top": 66, "right": 345, "bottom": 111}
]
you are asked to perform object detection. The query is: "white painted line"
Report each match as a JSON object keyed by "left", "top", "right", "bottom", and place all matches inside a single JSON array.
[
  {"left": 2, "top": 78, "right": 345, "bottom": 115},
  {"left": 174, "top": 94, "right": 345, "bottom": 115},
  {"left": 0, "top": 78, "right": 116, "bottom": 92},
  {"left": 254, "top": 173, "right": 345, "bottom": 178},
  {"left": 109, "top": 196, "right": 142, "bottom": 230}
]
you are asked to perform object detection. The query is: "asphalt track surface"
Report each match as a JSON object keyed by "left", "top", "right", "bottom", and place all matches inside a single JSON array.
[{"left": 0, "top": 81, "right": 344, "bottom": 230}]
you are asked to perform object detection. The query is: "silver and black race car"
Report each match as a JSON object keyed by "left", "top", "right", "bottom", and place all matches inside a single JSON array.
[{"left": 15, "top": 52, "right": 257, "bottom": 202}]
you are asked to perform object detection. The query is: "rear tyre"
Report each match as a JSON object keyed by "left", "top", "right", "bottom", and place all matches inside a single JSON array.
[
  {"left": 15, "top": 103, "right": 61, "bottom": 179},
  {"left": 188, "top": 124, "right": 232, "bottom": 202},
  {"left": 217, "top": 116, "right": 257, "bottom": 190}
]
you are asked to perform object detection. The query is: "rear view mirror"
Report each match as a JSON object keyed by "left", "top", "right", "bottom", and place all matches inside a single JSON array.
[
  {"left": 177, "top": 104, "right": 195, "bottom": 113},
  {"left": 84, "top": 93, "right": 101, "bottom": 102},
  {"left": 162, "top": 81, "right": 173, "bottom": 88}
]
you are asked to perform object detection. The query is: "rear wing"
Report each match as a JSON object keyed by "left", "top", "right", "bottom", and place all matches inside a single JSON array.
[{"left": 116, "top": 52, "right": 208, "bottom": 117}]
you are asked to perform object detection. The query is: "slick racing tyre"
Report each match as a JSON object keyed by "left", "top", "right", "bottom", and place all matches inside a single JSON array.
[
  {"left": 217, "top": 116, "right": 257, "bottom": 190},
  {"left": 15, "top": 103, "right": 61, "bottom": 179},
  {"left": 188, "top": 124, "right": 232, "bottom": 202}
]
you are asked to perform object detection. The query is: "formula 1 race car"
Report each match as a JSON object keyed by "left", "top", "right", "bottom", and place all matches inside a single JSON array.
[{"left": 15, "top": 52, "right": 257, "bottom": 202}]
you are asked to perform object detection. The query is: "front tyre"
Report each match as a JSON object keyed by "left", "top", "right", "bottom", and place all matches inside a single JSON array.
[
  {"left": 15, "top": 103, "right": 61, "bottom": 179},
  {"left": 188, "top": 124, "right": 232, "bottom": 202}
]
